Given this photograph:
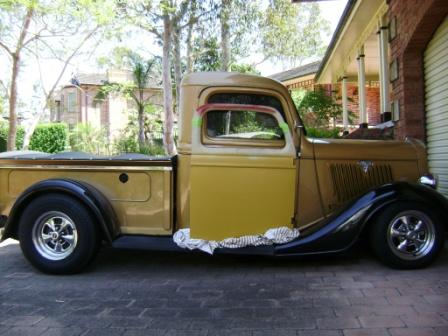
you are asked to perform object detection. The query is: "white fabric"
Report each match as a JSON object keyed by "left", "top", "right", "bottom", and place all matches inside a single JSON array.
[{"left": 173, "top": 226, "right": 300, "bottom": 254}]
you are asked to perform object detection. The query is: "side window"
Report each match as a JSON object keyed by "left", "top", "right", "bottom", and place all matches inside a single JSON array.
[{"left": 205, "top": 109, "right": 285, "bottom": 143}]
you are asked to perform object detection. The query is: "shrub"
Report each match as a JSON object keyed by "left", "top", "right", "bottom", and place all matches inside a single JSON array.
[
  {"left": 139, "top": 144, "right": 166, "bottom": 156},
  {"left": 29, "top": 123, "right": 68, "bottom": 153},
  {"left": 306, "top": 127, "right": 341, "bottom": 139},
  {"left": 69, "top": 123, "right": 109, "bottom": 155},
  {"left": 114, "top": 133, "right": 139, "bottom": 153},
  {"left": 0, "top": 122, "right": 25, "bottom": 152}
]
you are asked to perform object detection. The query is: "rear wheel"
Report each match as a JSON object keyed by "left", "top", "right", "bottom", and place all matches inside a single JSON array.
[
  {"left": 370, "top": 202, "right": 444, "bottom": 269},
  {"left": 19, "top": 194, "right": 99, "bottom": 274}
]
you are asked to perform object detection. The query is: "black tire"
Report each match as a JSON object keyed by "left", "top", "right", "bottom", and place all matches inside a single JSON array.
[
  {"left": 370, "top": 201, "right": 444, "bottom": 269},
  {"left": 18, "top": 194, "right": 99, "bottom": 274}
]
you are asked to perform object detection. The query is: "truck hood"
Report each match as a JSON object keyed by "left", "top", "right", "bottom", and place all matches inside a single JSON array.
[{"left": 311, "top": 137, "right": 424, "bottom": 162}]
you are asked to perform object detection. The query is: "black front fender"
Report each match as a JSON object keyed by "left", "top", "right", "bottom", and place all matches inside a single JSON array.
[
  {"left": 275, "top": 182, "right": 448, "bottom": 256},
  {"left": 2, "top": 179, "right": 119, "bottom": 242}
]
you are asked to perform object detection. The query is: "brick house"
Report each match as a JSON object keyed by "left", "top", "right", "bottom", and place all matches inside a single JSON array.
[
  {"left": 51, "top": 69, "right": 163, "bottom": 141},
  {"left": 293, "top": 0, "right": 448, "bottom": 196},
  {"left": 270, "top": 62, "right": 382, "bottom": 127}
]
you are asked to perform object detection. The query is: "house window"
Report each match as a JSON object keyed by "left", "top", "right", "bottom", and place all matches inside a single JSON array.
[
  {"left": 67, "top": 92, "right": 77, "bottom": 113},
  {"left": 205, "top": 109, "right": 284, "bottom": 142}
]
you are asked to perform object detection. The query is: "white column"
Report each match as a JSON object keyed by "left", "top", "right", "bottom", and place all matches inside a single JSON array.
[
  {"left": 342, "top": 76, "right": 349, "bottom": 131},
  {"left": 378, "top": 17, "right": 391, "bottom": 121},
  {"left": 357, "top": 46, "right": 367, "bottom": 127}
]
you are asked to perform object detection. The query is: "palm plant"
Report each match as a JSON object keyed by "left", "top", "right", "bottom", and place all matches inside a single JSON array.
[{"left": 95, "top": 55, "right": 161, "bottom": 150}]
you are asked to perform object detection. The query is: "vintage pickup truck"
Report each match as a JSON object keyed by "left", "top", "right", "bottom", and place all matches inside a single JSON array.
[{"left": 0, "top": 72, "right": 446, "bottom": 274}]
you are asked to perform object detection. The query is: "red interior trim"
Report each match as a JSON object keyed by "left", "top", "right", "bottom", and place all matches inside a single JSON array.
[{"left": 196, "top": 103, "right": 279, "bottom": 116}]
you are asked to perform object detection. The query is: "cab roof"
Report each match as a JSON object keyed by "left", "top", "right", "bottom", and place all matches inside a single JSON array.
[{"left": 181, "top": 72, "right": 288, "bottom": 93}]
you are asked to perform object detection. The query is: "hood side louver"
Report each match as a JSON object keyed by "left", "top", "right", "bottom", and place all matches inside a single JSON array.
[{"left": 330, "top": 163, "right": 393, "bottom": 203}]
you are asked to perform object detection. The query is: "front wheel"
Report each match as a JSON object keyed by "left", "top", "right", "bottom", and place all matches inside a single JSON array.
[
  {"left": 19, "top": 194, "right": 99, "bottom": 274},
  {"left": 370, "top": 202, "right": 444, "bottom": 269}
]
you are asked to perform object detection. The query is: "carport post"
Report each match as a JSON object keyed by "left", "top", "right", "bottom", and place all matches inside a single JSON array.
[
  {"left": 378, "top": 17, "right": 391, "bottom": 122},
  {"left": 342, "top": 76, "right": 349, "bottom": 131},
  {"left": 357, "top": 46, "right": 367, "bottom": 128}
]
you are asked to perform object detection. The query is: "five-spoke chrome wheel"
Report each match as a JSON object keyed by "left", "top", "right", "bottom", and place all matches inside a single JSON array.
[
  {"left": 370, "top": 202, "right": 443, "bottom": 269},
  {"left": 19, "top": 194, "right": 99, "bottom": 274},
  {"left": 32, "top": 211, "right": 78, "bottom": 260},
  {"left": 387, "top": 210, "right": 435, "bottom": 260}
]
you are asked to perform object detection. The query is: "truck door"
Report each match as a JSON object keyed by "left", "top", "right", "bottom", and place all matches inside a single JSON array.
[{"left": 189, "top": 102, "right": 297, "bottom": 241}]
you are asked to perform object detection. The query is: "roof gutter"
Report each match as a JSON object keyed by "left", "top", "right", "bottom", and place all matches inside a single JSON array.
[{"left": 315, "top": 0, "right": 358, "bottom": 82}]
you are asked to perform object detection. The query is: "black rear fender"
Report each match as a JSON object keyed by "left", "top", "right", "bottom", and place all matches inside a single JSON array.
[{"left": 2, "top": 179, "right": 119, "bottom": 242}]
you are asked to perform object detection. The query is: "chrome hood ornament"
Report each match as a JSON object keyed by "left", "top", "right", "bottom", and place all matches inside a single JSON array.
[{"left": 358, "top": 160, "right": 373, "bottom": 173}]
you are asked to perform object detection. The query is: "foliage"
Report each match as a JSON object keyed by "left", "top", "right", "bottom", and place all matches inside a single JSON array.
[
  {"left": 114, "top": 104, "right": 166, "bottom": 156},
  {"left": 230, "top": 63, "right": 260, "bottom": 75},
  {"left": 192, "top": 37, "right": 260, "bottom": 75},
  {"left": 306, "top": 127, "right": 341, "bottom": 139},
  {"left": 0, "top": 122, "right": 24, "bottom": 152},
  {"left": 298, "top": 88, "right": 347, "bottom": 128},
  {"left": 95, "top": 53, "right": 161, "bottom": 151},
  {"left": 193, "top": 37, "right": 221, "bottom": 71},
  {"left": 69, "top": 123, "right": 109, "bottom": 155},
  {"left": 261, "top": 0, "right": 330, "bottom": 67},
  {"left": 290, "top": 89, "right": 307, "bottom": 109},
  {"left": 28, "top": 123, "right": 68, "bottom": 153},
  {"left": 139, "top": 143, "right": 166, "bottom": 156},
  {"left": 0, "top": 0, "right": 119, "bottom": 151}
]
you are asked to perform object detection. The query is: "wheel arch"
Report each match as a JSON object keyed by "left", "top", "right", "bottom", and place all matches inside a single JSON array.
[
  {"left": 362, "top": 182, "right": 448, "bottom": 235},
  {"left": 3, "top": 179, "right": 119, "bottom": 243}
]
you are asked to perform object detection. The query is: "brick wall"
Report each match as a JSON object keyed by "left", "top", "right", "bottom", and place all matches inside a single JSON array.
[
  {"left": 388, "top": 0, "right": 448, "bottom": 140},
  {"left": 333, "top": 83, "right": 381, "bottom": 126}
]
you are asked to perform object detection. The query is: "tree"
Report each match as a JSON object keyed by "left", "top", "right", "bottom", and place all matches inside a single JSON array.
[
  {"left": 220, "top": 0, "right": 231, "bottom": 71},
  {"left": 122, "top": 0, "right": 194, "bottom": 156},
  {"left": 95, "top": 55, "right": 161, "bottom": 151},
  {"left": 0, "top": 0, "right": 34, "bottom": 151},
  {"left": 193, "top": 37, "right": 221, "bottom": 71},
  {"left": 298, "top": 88, "right": 352, "bottom": 128},
  {"left": 217, "top": 0, "right": 260, "bottom": 71},
  {"left": 261, "top": 0, "right": 330, "bottom": 67},
  {"left": 0, "top": 0, "right": 118, "bottom": 151}
]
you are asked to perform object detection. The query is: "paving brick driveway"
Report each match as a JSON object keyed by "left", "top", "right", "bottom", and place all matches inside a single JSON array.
[{"left": 0, "top": 239, "right": 447, "bottom": 336}]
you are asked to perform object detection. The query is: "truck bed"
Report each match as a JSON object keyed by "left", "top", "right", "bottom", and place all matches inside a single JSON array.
[{"left": 0, "top": 151, "right": 175, "bottom": 236}]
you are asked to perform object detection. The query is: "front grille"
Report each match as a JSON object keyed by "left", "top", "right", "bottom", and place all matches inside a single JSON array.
[{"left": 330, "top": 163, "right": 393, "bottom": 203}]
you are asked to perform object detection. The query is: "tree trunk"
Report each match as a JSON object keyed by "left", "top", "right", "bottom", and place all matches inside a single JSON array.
[
  {"left": 185, "top": 0, "right": 197, "bottom": 74},
  {"left": 186, "top": 22, "right": 194, "bottom": 73},
  {"left": 7, "top": 7, "right": 34, "bottom": 151},
  {"left": 138, "top": 104, "right": 145, "bottom": 150},
  {"left": 220, "top": 0, "right": 231, "bottom": 72},
  {"left": 137, "top": 85, "right": 145, "bottom": 150},
  {"left": 173, "top": 26, "right": 182, "bottom": 115},
  {"left": 7, "top": 54, "right": 19, "bottom": 151},
  {"left": 162, "top": 13, "right": 177, "bottom": 156}
]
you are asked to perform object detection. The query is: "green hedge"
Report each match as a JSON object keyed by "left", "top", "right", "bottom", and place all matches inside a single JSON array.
[
  {"left": 29, "top": 123, "right": 68, "bottom": 153},
  {"left": 0, "top": 122, "right": 25, "bottom": 152}
]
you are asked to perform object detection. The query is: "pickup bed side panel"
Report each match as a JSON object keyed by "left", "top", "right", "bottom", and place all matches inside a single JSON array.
[{"left": 0, "top": 161, "right": 173, "bottom": 236}]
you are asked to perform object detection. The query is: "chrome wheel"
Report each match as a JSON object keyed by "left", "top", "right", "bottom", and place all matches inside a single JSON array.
[
  {"left": 387, "top": 210, "right": 435, "bottom": 260},
  {"left": 32, "top": 211, "right": 78, "bottom": 261}
]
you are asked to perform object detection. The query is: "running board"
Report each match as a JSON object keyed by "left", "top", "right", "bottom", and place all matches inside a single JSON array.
[{"left": 112, "top": 234, "right": 274, "bottom": 256}]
